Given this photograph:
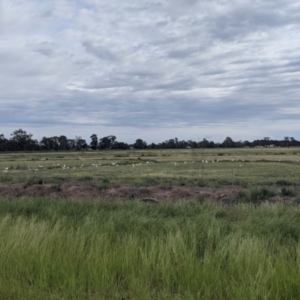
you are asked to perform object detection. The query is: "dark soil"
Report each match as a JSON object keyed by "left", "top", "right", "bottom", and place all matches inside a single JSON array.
[{"left": 0, "top": 182, "right": 241, "bottom": 202}]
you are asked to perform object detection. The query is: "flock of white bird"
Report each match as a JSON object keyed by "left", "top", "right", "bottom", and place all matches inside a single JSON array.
[
  {"left": 2, "top": 159, "right": 299, "bottom": 173},
  {"left": 2, "top": 161, "right": 150, "bottom": 172},
  {"left": 173, "top": 159, "right": 245, "bottom": 165}
]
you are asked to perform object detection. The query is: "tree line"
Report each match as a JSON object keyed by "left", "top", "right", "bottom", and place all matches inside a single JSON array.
[{"left": 0, "top": 129, "right": 299, "bottom": 152}]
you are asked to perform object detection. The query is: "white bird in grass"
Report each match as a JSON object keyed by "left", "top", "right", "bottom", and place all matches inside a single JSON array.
[{"left": 174, "top": 162, "right": 177, "bottom": 165}]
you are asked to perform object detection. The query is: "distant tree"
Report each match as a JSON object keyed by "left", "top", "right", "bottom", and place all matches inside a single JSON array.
[
  {"left": 52, "top": 136, "right": 59, "bottom": 150},
  {"left": 0, "top": 134, "right": 7, "bottom": 151},
  {"left": 134, "top": 139, "right": 147, "bottom": 149},
  {"left": 40, "top": 137, "right": 52, "bottom": 150},
  {"left": 252, "top": 139, "right": 263, "bottom": 147},
  {"left": 264, "top": 137, "right": 270, "bottom": 147},
  {"left": 234, "top": 140, "right": 243, "bottom": 148},
  {"left": 58, "top": 135, "right": 69, "bottom": 150},
  {"left": 178, "top": 140, "right": 187, "bottom": 149},
  {"left": 175, "top": 137, "right": 179, "bottom": 148},
  {"left": 199, "top": 138, "right": 209, "bottom": 148},
  {"left": 222, "top": 137, "right": 234, "bottom": 148},
  {"left": 289, "top": 137, "right": 298, "bottom": 147},
  {"left": 187, "top": 140, "right": 197, "bottom": 148},
  {"left": 40, "top": 136, "right": 59, "bottom": 150},
  {"left": 208, "top": 141, "right": 215, "bottom": 148},
  {"left": 112, "top": 142, "right": 129, "bottom": 150},
  {"left": 99, "top": 135, "right": 116, "bottom": 150},
  {"left": 243, "top": 140, "right": 250, "bottom": 147},
  {"left": 284, "top": 136, "right": 290, "bottom": 148},
  {"left": 10, "top": 129, "right": 35, "bottom": 151},
  {"left": 166, "top": 139, "right": 176, "bottom": 148},
  {"left": 150, "top": 143, "right": 156, "bottom": 149},
  {"left": 75, "top": 136, "right": 87, "bottom": 150},
  {"left": 67, "top": 139, "right": 75, "bottom": 150},
  {"left": 90, "top": 134, "right": 98, "bottom": 150}
]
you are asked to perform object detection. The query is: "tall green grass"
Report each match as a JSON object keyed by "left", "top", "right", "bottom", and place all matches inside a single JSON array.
[{"left": 0, "top": 198, "right": 300, "bottom": 299}]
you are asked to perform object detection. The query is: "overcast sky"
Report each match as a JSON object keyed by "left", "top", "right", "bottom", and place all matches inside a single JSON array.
[{"left": 1, "top": 0, "right": 299, "bottom": 143}]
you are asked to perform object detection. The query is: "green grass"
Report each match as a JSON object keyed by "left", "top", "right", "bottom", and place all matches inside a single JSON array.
[
  {"left": 1, "top": 148, "right": 300, "bottom": 188},
  {"left": 1, "top": 198, "right": 300, "bottom": 299}
]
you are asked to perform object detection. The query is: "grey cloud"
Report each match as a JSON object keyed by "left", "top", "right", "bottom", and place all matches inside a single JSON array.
[
  {"left": 35, "top": 48, "right": 54, "bottom": 57},
  {"left": 167, "top": 47, "right": 200, "bottom": 59},
  {"left": 1, "top": 0, "right": 300, "bottom": 141},
  {"left": 82, "top": 41, "right": 119, "bottom": 62},
  {"left": 152, "top": 78, "right": 195, "bottom": 91},
  {"left": 41, "top": 10, "right": 53, "bottom": 18}
]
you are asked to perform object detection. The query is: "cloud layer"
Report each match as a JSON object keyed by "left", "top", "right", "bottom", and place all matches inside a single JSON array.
[{"left": 1, "top": 0, "right": 300, "bottom": 142}]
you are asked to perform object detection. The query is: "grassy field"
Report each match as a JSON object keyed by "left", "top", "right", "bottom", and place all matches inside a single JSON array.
[
  {"left": 1, "top": 148, "right": 300, "bottom": 299},
  {"left": 1, "top": 198, "right": 300, "bottom": 299},
  {"left": 1, "top": 148, "right": 300, "bottom": 188}
]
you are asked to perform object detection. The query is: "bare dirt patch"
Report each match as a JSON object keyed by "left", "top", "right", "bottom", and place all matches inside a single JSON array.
[{"left": 0, "top": 182, "right": 241, "bottom": 202}]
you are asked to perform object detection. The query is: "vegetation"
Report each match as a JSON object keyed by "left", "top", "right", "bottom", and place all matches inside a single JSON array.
[
  {"left": 0, "top": 129, "right": 299, "bottom": 151},
  {"left": 1, "top": 147, "right": 300, "bottom": 188},
  {"left": 1, "top": 147, "right": 300, "bottom": 299},
  {"left": 0, "top": 198, "right": 299, "bottom": 299}
]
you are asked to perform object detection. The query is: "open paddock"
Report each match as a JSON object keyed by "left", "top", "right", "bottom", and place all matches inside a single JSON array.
[{"left": 0, "top": 148, "right": 300, "bottom": 190}]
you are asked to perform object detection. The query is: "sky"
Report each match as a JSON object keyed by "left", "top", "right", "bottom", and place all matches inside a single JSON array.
[{"left": 1, "top": 0, "right": 300, "bottom": 144}]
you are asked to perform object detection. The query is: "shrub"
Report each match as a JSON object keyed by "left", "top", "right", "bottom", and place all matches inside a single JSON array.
[
  {"left": 134, "top": 178, "right": 159, "bottom": 187},
  {"left": 196, "top": 194, "right": 206, "bottom": 204},
  {"left": 276, "top": 179, "right": 293, "bottom": 186},
  {"left": 23, "top": 177, "right": 44, "bottom": 188},
  {"left": 75, "top": 174, "right": 93, "bottom": 181},
  {"left": 250, "top": 187, "right": 275, "bottom": 203},
  {"left": 102, "top": 177, "right": 110, "bottom": 184},
  {"left": 281, "top": 187, "right": 295, "bottom": 197},
  {"left": 236, "top": 191, "right": 249, "bottom": 203}
]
